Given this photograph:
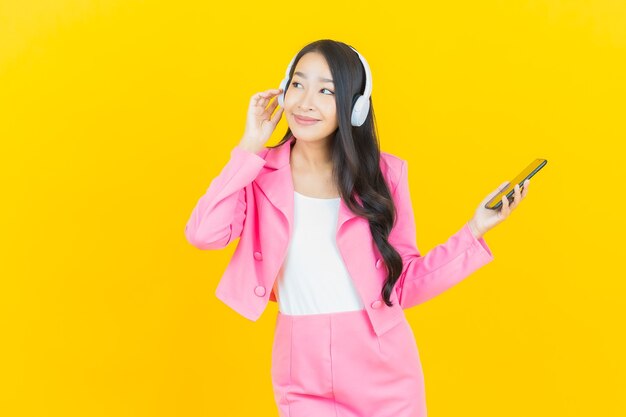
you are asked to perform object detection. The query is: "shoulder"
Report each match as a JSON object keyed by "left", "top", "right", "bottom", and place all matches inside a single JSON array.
[{"left": 380, "top": 151, "right": 406, "bottom": 191}]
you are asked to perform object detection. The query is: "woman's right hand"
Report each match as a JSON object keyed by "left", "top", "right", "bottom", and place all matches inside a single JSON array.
[{"left": 238, "top": 88, "right": 284, "bottom": 153}]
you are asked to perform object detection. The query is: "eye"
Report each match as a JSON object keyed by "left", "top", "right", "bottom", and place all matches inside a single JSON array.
[{"left": 291, "top": 81, "right": 335, "bottom": 95}]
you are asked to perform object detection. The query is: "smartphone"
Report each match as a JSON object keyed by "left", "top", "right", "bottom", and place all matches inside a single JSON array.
[{"left": 484, "top": 158, "right": 547, "bottom": 210}]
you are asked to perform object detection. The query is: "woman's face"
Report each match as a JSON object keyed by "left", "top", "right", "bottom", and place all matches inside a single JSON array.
[{"left": 284, "top": 52, "right": 338, "bottom": 143}]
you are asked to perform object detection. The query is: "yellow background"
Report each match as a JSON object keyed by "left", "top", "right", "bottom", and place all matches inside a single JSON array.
[{"left": 1, "top": 0, "right": 624, "bottom": 416}]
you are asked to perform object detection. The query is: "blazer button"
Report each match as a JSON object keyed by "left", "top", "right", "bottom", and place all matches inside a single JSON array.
[
  {"left": 253, "top": 251, "right": 263, "bottom": 261},
  {"left": 375, "top": 258, "right": 383, "bottom": 269},
  {"left": 371, "top": 300, "right": 382, "bottom": 309},
  {"left": 254, "top": 286, "right": 266, "bottom": 297}
]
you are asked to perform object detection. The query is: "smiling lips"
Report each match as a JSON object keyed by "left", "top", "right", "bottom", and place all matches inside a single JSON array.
[{"left": 294, "top": 114, "right": 320, "bottom": 125}]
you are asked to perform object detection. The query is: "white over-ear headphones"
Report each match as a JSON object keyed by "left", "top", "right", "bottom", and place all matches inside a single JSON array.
[{"left": 277, "top": 46, "right": 373, "bottom": 127}]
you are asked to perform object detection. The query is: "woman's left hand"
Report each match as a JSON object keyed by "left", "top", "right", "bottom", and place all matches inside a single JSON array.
[{"left": 468, "top": 179, "right": 530, "bottom": 239}]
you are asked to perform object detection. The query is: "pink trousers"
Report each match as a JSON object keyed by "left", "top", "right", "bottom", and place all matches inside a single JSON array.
[{"left": 271, "top": 308, "right": 427, "bottom": 417}]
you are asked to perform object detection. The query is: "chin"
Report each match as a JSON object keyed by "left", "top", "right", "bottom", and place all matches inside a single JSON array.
[{"left": 291, "top": 131, "right": 328, "bottom": 142}]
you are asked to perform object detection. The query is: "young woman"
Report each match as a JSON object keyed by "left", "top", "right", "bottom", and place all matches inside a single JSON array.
[{"left": 185, "top": 39, "right": 529, "bottom": 417}]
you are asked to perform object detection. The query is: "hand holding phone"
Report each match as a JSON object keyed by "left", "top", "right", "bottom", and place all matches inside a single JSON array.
[{"left": 484, "top": 158, "right": 547, "bottom": 210}]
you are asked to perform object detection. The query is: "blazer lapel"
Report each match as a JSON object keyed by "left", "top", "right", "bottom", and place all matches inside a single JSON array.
[{"left": 254, "top": 135, "right": 360, "bottom": 241}]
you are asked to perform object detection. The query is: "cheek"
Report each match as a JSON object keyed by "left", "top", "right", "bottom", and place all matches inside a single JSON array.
[
  {"left": 282, "top": 90, "right": 294, "bottom": 107},
  {"left": 323, "top": 102, "right": 337, "bottom": 119},
  {"left": 327, "top": 109, "right": 338, "bottom": 125}
]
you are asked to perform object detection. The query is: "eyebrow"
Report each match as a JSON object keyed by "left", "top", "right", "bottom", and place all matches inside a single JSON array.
[{"left": 294, "top": 71, "right": 334, "bottom": 84}]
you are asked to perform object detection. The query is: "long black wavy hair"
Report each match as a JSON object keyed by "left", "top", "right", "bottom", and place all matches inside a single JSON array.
[{"left": 267, "top": 39, "right": 404, "bottom": 307}]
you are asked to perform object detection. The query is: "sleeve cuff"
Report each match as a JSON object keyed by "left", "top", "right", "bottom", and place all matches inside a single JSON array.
[
  {"left": 231, "top": 145, "right": 267, "bottom": 165},
  {"left": 463, "top": 221, "right": 494, "bottom": 260}
]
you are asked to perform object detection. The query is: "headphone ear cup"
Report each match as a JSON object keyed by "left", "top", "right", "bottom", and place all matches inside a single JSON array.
[{"left": 351, "top": 95, "right": 370, "bottom": 127}]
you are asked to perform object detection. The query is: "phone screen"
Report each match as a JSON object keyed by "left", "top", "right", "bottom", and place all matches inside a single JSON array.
[{"left": 485, "top": 158, "right": 547, "bottom": 210}]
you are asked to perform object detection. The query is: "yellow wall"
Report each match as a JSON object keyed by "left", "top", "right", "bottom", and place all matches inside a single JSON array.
[{"left": 1, "top": 1, "right": 624, "bottom": 416}]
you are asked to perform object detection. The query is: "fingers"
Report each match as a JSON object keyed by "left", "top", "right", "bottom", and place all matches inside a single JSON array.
[
  {"left": 503, "top": 180, "right": 530, "bottom": 215},
  {"left": 511, "top": 184, "right": 521, "bottom": 209},
  {"left": 512, "top": 180, "right": 530, "bottom": 207},
  {"left": 270, "top": 105, "right": 284, "bottom": 124},
  {"left": 265, "top": 95, "right": 279, "bottom": 113},
  {"left": 481, "top": 180, "right": 511, "bottom": 207},
  {"left": 251, "top": 88, "right": 283, "bottom": 106},
  {"left": 252, "top": 88, "right": 282, "bottom": 100},
  {"left": 499, "top": 193, "right": 510, "bottom": 219},
  {"left": 264, "top": 96, "right": 283, "bottom": 122},
  {"left": 521, "top": 179, "right": 529, "bottom": 198}
]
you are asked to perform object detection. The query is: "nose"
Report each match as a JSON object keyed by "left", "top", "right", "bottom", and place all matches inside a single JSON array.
[{"left": 298, "top": 87, "right": 316, "bottom": 111}]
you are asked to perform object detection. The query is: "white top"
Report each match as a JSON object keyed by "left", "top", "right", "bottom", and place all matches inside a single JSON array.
[{"left": 272, "top": 191, "right": 365, "bottom": 315}]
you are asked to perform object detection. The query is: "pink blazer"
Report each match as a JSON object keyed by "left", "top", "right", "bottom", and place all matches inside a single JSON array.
[{"left": 185, "top": 135, "right": 495, "bottom": 337}]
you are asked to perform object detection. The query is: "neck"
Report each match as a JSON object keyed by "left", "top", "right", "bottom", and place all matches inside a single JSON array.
[{"left": 290, "top": 138, "right": 333, "bottom": 171}]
